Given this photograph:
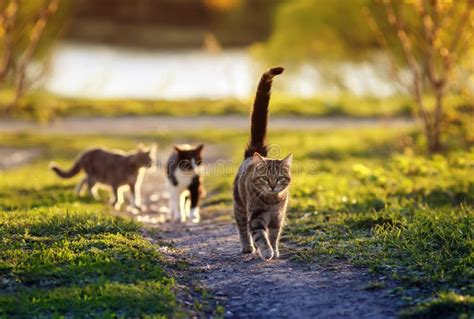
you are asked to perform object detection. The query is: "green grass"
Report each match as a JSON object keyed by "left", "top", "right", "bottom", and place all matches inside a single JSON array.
[
  {"left": 1, "top": 88, "right": 471, "bottom": 122},
  {"left": 176, "top": 128, "right": 473, "bottom": 317},
  {"left": 400, "top": 292, "right": 474, "bottom": 318},
  {"left": 1, "top": 126, "right": 473, "bottom": 317},
  {"left": 0, "top": 136, "right": 185, "bottom": 317}
]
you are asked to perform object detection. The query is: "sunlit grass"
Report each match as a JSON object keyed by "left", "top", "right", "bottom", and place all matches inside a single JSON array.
[
  {"left": 193, "top": 128, "right": 473, "bottom": 317},
  {"left": 0, "top": 143, "right": 181, "bottom": 317},
  {"left": 0, "top": 126, "right": 472, "bottom": 317},
  {"left": 2, "top": 88, "right": 470, "bottom": 122}
]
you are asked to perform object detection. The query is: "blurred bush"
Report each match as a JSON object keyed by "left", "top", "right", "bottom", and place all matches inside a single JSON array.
[{"left": 0, "top": 0, "right": 72, "bottom": 111}]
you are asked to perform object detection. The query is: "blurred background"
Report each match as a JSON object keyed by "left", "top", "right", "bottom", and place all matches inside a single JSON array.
[
  {"left": 0, "top": 0, "right": 472, "bottom": 151},
  {"left": 0, "top": 3, "right": 473, "bottom": 317}
]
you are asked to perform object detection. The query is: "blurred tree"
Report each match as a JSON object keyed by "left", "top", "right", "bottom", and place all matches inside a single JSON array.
[
  {"left": 0, "top": 0, "right": 71, "bottom": 112},
  {"left": 204, "top": 0, "right": 242, "bottom": 11},
  {"left": 260, "top": 0, "right": 474, "bottom": 152}
]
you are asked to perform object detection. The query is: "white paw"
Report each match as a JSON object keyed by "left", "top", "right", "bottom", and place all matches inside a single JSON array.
[
  {"left": 273, "top": 249, "right": 280, "bottom": 258},
  {"left": 136, "top": 204, "right": 147, "bottom": 211},
  {"left": 189, "top": 208, "right": 201, "bottom": 223},
  {"left": 127, "top": 206, "right": 141, "bottom": 215},
  {"left": 242, "top": 246, "right": 255, "bottom": 254}
]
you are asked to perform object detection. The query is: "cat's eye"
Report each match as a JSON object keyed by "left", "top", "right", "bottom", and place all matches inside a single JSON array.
[
  {"left": 257, "top": 177, "right": 269, "bottom": 183},
  {"left": 277, "top": 177, "right": 289, "bottom": 184}
]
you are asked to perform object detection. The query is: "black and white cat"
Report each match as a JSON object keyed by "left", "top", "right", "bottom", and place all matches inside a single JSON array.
[{"left": 166, "top": 144, "right": 205, "bottom": 223}]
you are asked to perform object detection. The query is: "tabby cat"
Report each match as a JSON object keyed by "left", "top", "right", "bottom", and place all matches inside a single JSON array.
[
  {"left": 233, "top": 67, "right": 292, "bottom": 261},
  {"left": 166, "top": 144, "right": 205, "bottom": 223},
  {"left": 50, "top": 145, "right": 154, "bottom": 210}
]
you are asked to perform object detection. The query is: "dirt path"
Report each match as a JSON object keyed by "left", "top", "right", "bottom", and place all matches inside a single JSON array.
[
  {"left": 154, "top": 218, "right": 401, "bottom": 319},
  {"left": 116, "top": 144, "right": 402, "bottom": 319},
  {"left": 0, "top": 115, "right": 413, "bottom": 135}
]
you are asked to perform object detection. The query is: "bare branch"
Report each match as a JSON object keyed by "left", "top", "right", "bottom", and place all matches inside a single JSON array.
[
  {"left": 420, "top": 0, "right": 444, "bottom": 88},
  {"left": 0, "top": 0, "right": 19, "bottom": 83},
  {"left": 442, "top": 1, "right": 474, "bottom": 74},
  {"left": 363, "top": 6, "right": 410, "bottom": 93},
  {"left": 14, "top": 0, "right": 60, "bottom": 103},
  {"left": 383, "top": 0, "right": 430, "bottom": 126},
  {"left": 449, "top": 1, "right": 473, "bottom": 54}
]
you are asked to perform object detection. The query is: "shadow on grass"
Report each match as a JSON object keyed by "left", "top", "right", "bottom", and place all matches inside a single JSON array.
[
  {"left": 0, "top": 204, "right": 177, "bottom": 317},
  {"left": 306, "top": 143, "right": 397, "bottom": 161},
  {"left": 0, "top": 277, "right": 176, "bottom": 318},
  {"left": 393, "top": 183, "right": 474, "bottom": 208},
  {"left": 0, "top": 184, "right": 102, "bottom": 211}
]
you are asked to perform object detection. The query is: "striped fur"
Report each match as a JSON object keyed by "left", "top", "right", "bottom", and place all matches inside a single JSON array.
[{"left": 233, "top": 67, "right": 292, "bottom": 261}]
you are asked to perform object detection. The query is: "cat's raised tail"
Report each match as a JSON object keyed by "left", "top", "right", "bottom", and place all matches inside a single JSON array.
[
  {"left": 244, "top": 66, "right": 284, "bottom": 159},
  {"left": 49, "top": 159, "right": 82, "bottom": 178}
]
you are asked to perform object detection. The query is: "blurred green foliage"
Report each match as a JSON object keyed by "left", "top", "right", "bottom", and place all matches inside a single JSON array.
[
  {"left": 0, "top": 0, "right": 72, "bottom": 101},
  {"left": 258, "top": 0, "right": 473, "bottom": 69},
  {"left": 0, "top": 0, "right": 70, "bottom": 57},
  {"left": 0, "top": 88, "right": 470, "bottom": 121},
  {"left": 256, "top": 0, "right": 474, "bottom": 152}
]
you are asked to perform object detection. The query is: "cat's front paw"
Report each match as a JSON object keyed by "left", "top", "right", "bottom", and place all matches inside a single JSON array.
[
  {"left": 273, "top": 249, "right": 280, "bottom": 258},
  {"left": 170, "top": 214, "right": 185, "bottom": 223},
  {"left": 241, "top": 245, "right": 255, "bottom": 254},
  {"left": 258, "top": 247, "right": 274, "bottom": 261},
  {"left": 135, "top": 204, "right": 147, "bottom": 211},
  {"left": 189, "top": 208, "right": 200, "bottom": 224}
]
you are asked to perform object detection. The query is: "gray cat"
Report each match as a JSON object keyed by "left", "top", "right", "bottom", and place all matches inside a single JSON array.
[
  {"left": 50, "top": 145, "right": 154, "bottom": 210},
  {"left": 233, "top": 67, "right": 292, "bottom": 261}
]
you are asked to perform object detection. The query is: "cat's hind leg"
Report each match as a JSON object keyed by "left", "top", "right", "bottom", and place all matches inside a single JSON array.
[
  {"left": 249, "top": 211, "right": 273, "bottom": 261},
  {"left": 169, "top": 187, "right": 183, "bottom": 222},
  {"left": 74, "top": 177, "right": 87, "bottom": 197},
  {"left": 188, "top": 176, "right": 201, "bottom": 223},
  {"left": 128, "top": 182, "right": 145, "bottom": 211},
  {"left": 112, "top": 185, "right": 125, "bottom": 210},
  {"left": 234, "top": 186, "right": 254, "bottom": 254},
  {"left": 235, "top": 206, "right": 254, "bottom": 254},
  {"left": 87, "top": 177, "right": 100, "bottom": 200}
]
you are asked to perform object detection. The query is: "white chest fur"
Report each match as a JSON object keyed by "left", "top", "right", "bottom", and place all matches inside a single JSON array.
[
  {"left": 173, "top": 169, "right": 195, "bottom": 190},
  {"left": 168, "top": 168, "right": 199, "bottom": 223}
]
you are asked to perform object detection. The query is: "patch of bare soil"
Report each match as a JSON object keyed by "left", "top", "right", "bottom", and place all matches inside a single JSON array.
[{"left": 149, "top": 215, "right": 402, "bottom": 319}]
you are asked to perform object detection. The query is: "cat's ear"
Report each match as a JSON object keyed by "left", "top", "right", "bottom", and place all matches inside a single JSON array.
[
  {"left": 282, "top": 153, "right": 293, "bottom": 167},
  {"left": 173, "top": 145, "right": 181, "bottom": 152},
  {"left": 252, "top": 152, "right": 266, "bottom": 164},
  {"left": 150, "top": 143, "right": 158, "bottom": 154},
  {"left": 149, "top": 143, "right": 158, "bottom": 159},
  {"left": 195, "top": 144, "right": 204, "bottom": 154}
]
